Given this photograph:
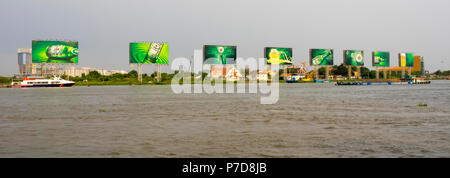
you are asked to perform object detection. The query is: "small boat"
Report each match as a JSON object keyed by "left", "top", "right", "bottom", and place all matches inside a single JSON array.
[
  {"left": 400, "top": 77, "right": 431, "bottom": 84},
  {"left": 315, "top": 79, "right": 331, "bottom": 83},
  {"left": 10, "top": 76, "right": 75, "bottom": 88},
  {"left": 335, "top": 81, "right": 363, "bottom": 85}
]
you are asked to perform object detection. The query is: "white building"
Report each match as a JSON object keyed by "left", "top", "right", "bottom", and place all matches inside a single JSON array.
[{"left": 64, "top": 67, "right": 128, "bottom": 77}]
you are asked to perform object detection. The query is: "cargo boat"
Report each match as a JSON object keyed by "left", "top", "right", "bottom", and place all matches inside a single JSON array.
[{"left": 336, "top": 78, "right": 430, "bottom": 86}]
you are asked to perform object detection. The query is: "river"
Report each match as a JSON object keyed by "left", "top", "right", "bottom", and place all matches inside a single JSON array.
[{"left": 0, "top": 80, "right": 449, "bottom": 157}]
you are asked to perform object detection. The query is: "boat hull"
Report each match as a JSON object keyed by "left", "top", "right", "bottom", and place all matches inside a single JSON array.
[{"left": 12, "top": 83, "right": 75, "bottom": 88}]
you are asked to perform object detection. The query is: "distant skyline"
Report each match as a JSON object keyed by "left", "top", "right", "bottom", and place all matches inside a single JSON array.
[{"left": 1, "top": 0, "right": 449, "bottom": 76}]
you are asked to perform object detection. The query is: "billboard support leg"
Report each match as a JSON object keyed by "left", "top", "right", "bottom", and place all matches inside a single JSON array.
[
  {"left": 376, "top": 67, "right": 379, "bottom": 80},
  {"left": 383, "top": 68, "right": 387, "bottom": 80},
  {"left": 41, "top": 63, "right": 46, "bottom": 77},
  {"left": 408, "top": 67, "right": 412, "bottom": 77},
  {"left": 347, "top": 66, "right": 352, "bottom": 80},
  {"left": 210, "top": 64, "right": 214, "bottom": 81},
  {"left": 357, "top": 66, "right": 361, "bottom": 79},
  {"left": 137, "top": 63, "right": 142, "bottom": 84},
  {"left": 314, "top": 66, "right": 319, "bottom": 81},
  {"left": 157, "top": 64, "right": 161, "bottom": 82},
  {"left": 401, "top": 67, "right": 405, "bottom": 78},
  {"left": 325, "top": 66, "right": 329, "bottom": 80}
]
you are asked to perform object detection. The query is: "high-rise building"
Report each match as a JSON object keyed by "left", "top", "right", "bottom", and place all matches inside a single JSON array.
[
  {"left": 421, "top": 57, "right": 425, "bottom": 75},
  {"left": 17, "top": 48, "right": 33, "bottom": 76}
]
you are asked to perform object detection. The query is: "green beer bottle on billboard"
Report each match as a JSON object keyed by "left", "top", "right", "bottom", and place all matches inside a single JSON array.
[
  {"left": 310, "top": 49, "right": 333, "bottom": 66},
  {"left": 47, "top": 45, "right": 78, "bottom": 59},
  {"left": 344, "top": 50, "right": 364, "bottom": 66},
  {"left": 129, "top": 42, "right": 169, "bottom": 64},
  {"left": 372, "top": 51, "right": 390, "bottom": 67},
  {"left": 203, "top": 45, "right": 237, "bottom": 64},
  {"left": 32, "top": 40, "right": 79, "bottom": 63}
]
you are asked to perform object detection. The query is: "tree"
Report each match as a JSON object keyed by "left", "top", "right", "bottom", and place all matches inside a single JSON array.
[
  {"left": 331, "top": 63, "right": 348, "bottom": 76},
  {"left": 360, "top": 67, "right": 371, "bottom": 78},
  {"left": 86, "top": 71, "right": 101, "bottom": 80},
  {"left": 433, "top": 70, "right": 442, "bottom": 75},
  {"left": 127, "top": 70, "right": 138, "bottom": 78},
  {"left": 318, "top": 67, "right": 326, "bottom": 75},
  {"left": 0, "top": 76, "right": 11, "bottom": 84},
  {"left": 442, "top": 70, "right": 450, "bottom": 76}
]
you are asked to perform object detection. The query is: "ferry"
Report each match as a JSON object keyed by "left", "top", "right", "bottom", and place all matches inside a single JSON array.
[{"left": 10, "top": 76, "right": 75, "bottom": 88}]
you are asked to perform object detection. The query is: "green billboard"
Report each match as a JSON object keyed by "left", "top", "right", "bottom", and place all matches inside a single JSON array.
[
  {"left": 264, "top": 47, "right": 293, "bottom": 65},
  {"left": 344, "top": 50, "right": 364, "bottom": 66},
  {"left": 372, "top": 51, "right": 390, "bottom": 67},
  {"left": 203, "top": 45, "right": 236, "bottom": 64},
  {"left": 32, "top": 40, "right": 79, "bottom": 63},
  {"left": 399, "top": 53, "right": 414, "bottom": 67},
  {"left": 129, "top": 42, "right": 169, "bottom": 64},
  {"left": 310, "top": 49, "right": 333, "bottom": 66}
]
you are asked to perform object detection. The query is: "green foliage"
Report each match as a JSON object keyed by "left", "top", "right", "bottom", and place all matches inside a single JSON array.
[
  {"left": 67, "top": 70, "right": 175, "bottom": 85},
  {"left": 360, "top": 67, "right": 371, "bottom": 78},
  {"left": 331, "top": 63, "right": 348, "bottom": 76},
  {"left": 417, "top": 103, "right": 428, "bottom": 107},
  {"left": 318, "top": 67, "right": 326, "bottom": 75},
  {"left": 0, "top": 76, "right": 11, "bottom": 84},
  {"left": 86, "top": 71, "right": 101, "bottom": 80},
  {"left": 433, "top": 70, "right": 450, "bottom": 76},
  {"left": 127, "top": 70, "right": 138, "bottom": 78}
]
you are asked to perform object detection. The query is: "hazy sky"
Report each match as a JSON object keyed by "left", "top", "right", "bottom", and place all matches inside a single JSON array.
[{"left": 0, "top": 0, "right": 449, "bottom": 75}]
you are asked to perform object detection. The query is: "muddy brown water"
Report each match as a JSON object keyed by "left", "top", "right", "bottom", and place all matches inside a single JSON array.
[{"left": 0, "top": 81, "right": 449, "bottom": 157}]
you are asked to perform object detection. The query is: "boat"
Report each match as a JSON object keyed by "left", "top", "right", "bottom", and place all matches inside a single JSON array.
[
  {"left": 400, "top": 77, "right": 431, "bottom": 84},
  {"left": 315, "top": 79, "right": 331, "bottom": 83},
  {"left": 336, "top": 78, "right": 430, "bottom": 86},
  {"left": 9, "top": 76, "right": 75, "bottom": 88},
  {"left": 335, "top": 81, "right": 363, "bottom": 85}
]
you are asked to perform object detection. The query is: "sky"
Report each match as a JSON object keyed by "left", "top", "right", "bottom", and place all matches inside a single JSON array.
[{"left": 0, "top": 0, "right": 449, "bottom": 76}]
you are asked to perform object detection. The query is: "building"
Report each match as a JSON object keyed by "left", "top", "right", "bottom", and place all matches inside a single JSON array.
[
  {"left": 210, "top": 66, "right": 243, "bottom": 81},
  {"left": 379, "top": 56, "right": 423, "bottom": 73},
  {"left": 17, "top": 48, "right": 34, "bottom": 76},
  {"left": 17, "top": 48, "right": 127, "bottom": 77},
  {"left": 64, "top": 67, "right": 128, "bottom": 77}
]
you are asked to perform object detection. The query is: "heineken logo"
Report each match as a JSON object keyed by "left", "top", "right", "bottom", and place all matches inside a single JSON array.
[{"left": 218, "top": 47, "right": 224, "bottom": 53}]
